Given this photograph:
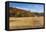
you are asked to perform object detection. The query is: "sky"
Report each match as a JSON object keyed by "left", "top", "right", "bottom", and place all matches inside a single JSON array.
[{"left": 9, "top": 3, "right": 44, "bottom": 13}]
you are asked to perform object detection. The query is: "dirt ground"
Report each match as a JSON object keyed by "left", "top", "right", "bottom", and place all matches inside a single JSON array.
[{"left": 9, "top": 16, "right": 44, "bottom": 29}]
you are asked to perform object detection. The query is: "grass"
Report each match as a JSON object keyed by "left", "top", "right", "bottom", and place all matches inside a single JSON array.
[{"left": 9, "top": 16, "right": 44, "bottom": 29}]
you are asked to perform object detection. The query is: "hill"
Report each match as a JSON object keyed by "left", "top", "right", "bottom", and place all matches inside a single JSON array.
[
  {"left": 9, "top": 7, "right": 44, "bottom": 17},
  {"left": 9, "top": 7, "right": 34, "bottom": 17}
]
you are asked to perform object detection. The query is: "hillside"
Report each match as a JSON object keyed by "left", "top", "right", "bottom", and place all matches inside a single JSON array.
[
  {"left": 9, "top": 7, "right": 34, "bottom": 17},
  {"left": 9, "top": 7, "right": 44, "bottom": 17}
]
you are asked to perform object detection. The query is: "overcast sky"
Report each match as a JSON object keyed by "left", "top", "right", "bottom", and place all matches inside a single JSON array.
[{"left": 9, "top": 3, "right": 44, "bottom": 13}]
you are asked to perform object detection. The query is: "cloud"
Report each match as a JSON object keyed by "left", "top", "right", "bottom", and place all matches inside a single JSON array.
[
  {"left": 31, "top": 9, "right": 43, "bottom": 13},
  {"left": 16, "top": 7, "right": 31, "bottom": 11}
]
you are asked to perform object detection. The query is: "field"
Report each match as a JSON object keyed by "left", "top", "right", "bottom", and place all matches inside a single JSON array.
[{"left": 9, "top": 16, "right": 44, "bottom": 29}]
